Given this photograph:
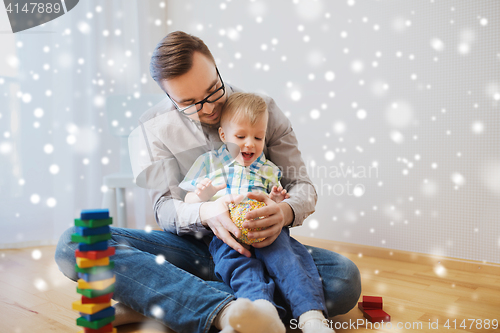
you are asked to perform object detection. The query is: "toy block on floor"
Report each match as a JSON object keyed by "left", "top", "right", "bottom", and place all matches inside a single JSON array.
[
  {"left": 363, "top": 295, "right": 383, "bottom": 309},
  {"left": 77, "top": 285, "right": 115, "bottom": 298},
  {"left": 78, "top": 323, "right": 116, "bottom": 333},
  {"left": 78, "top": 326, "right": 118, "bottom": 333},
  {"left": 81, "top": 293, "right": 113, "bottom": 304},
  {"left": 81, "top": 209, "right": 110, "bottom": 220},
  {"left": 75, "top": 226, "right": 111, "bottom": 236},
  {"left": 358, "top": 295, "right": 390, "bottom": 323},
  {"left": 72, "top": 233, "right": 112, "bottom": 244},
  {"left": 78, "top": 276, "right": 116, "bottom": 291},
  {"left": 75, "top": 247, "right": 115, "bottom": 260},
  {"left": 78, "top": 241, "right": 109, "bottom": 252},
  {"left": 77, "top": 315, "right": 115, "bottom": 330},
  {"left": 358, "top": 301, "right": 366, "bottom": 311},
  {"left": 363, "top": 309, "right": 391, "bottom": 323},
  {"left": 76, "top": 256, "right": 110, "bottom": 268},
  {"left": 75, "top": 217, "right": 113, "bottom": 228},
  {"left": 78, "top": 271, "right": 114, "bottom": 282},
  {"left": 72, "top": 300, "right": 112, "bottom": 314},
  {"left": 75, "top": 262, "right": 115, "bottom": 275},
  {"left": 80, "top": 306, "right": 116, "bottom": 321}
]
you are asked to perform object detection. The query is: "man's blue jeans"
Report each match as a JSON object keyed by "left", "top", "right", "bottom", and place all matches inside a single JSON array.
[
  {"left": 210, "top": 227, "right": 328, "bottom": 320},
  {"left": 55, "top": 227, "right": 361, "bottom": 333}
]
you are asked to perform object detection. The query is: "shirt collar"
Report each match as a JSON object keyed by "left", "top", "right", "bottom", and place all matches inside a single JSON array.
[
  {"left": 217, "top": 144, "right": 234, "bottom": 166},
  {"left": 248, "top": 151, "right": 266, "bottom": 171}
]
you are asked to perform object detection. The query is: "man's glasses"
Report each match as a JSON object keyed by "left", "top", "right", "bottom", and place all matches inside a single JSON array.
[{"left": 166, "top": 67, "right": 225, "bottom": 116}]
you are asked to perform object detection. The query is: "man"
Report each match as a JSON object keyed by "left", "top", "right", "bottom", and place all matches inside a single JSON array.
[{"left": 55, "top": 31, "right": 361, "bottom": 333}]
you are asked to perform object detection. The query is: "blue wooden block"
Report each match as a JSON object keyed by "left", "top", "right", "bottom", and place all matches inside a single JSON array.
[
  {"left": 80, "top": 209, "right": 109, "bottom": 220},
  {"left": 78, "top": 270, "right": 114, "bottom": 282},
  {"left": 79, "top": 306, "right": 115, "bottom": 322},
  {"left": 75, "top": 226, "right": 110, "bottom": 237},
  {"left": 77, "top": 241, "right": 108, "bottom": 252}
]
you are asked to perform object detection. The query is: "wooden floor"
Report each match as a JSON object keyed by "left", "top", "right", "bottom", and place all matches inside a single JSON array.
[{"left": 1, "top": 243, "right": 499, "bottom": 333}]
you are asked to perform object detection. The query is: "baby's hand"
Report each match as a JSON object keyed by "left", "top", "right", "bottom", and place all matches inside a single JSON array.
[
  {"left": 268, "top": 185, "right": 290, "bottom": 203},
  {"left": 196, "top": 178, "right": 226, "bottom": 202}
]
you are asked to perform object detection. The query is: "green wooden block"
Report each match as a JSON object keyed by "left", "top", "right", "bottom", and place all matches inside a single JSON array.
[
  {"left": 75, "top": 261, "right": 115, "bottom": 274},
  {"left": 71, "top": 233, "right": 111, "bottom": 244},
  {"left": 77, "top": 284, "right": 115, "bottom": 298},
  {"left": 76, "top": 315, "right": 115, "bottom": 329},
  {"left": 74, "top": 218, "right": 113, "bottom": 228}
]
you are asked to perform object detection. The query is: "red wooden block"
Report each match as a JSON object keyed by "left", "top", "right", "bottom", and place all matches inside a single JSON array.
[
  {"left": 363, "top": 309, "right": 391, "bottom": 323},
  {"left": 358, "top": 302, "right": 374, "bottom": 315},
  {"left": 75, "top": 247, "right": 115, "bottom": 260},
  {"left": 81, "top": 293, "right": 113, "bottom": 304},
  {"left": 363, "top": 295, "right": 383, "bottom": 309},
  {"left": 358, "top": 301, "right": 367, "bottom": 312},
  {"left": 83, "top": 323, "right": 114, "bottom": 333}
]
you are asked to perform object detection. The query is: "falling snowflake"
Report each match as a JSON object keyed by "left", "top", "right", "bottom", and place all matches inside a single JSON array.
[
  {"left": 34, "top": 278, "right": 48, "bottom": 291},
  {"left": 30, "top": 194, "right": 40, "bottom": 204},
  {"left": 308, "top": 219, "right": 319, "bottom": 230},
  {"left": 324, "top": 151, "right": 335, "bottom": 161},
  {"left": 309, "top": 109, "right": 320, "bottom": 119},
  {"left": 155, "top": 254, "right": 166, "bottom": 264},
  {"left": 46, "top": 198, "right": 57, "bottom": 208},
  {"left": 151, "top": 305, "right": 164, "bottom": 318},
  {"left": 49, "top": 165, "right": 60, "bottom": 174},
  {"left": 324, "top": 71, "right": 335, "bottom": 81},
  {"left": 430, "top": 38, "right": 445, "bottom": 51},
  {"left": 32, "top": 249, "right": 42, "bottom": 260},
  {"left": 290, "top": 90, "right": 301, "bottom": 101}
]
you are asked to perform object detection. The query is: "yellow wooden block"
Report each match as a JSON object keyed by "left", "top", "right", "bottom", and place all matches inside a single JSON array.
[
  {"left": 72, "top": 300, "right": 111, "bottom": 314},
  {"left": 77, "top": 276, "right": 116, "bottom": 291},
  {"left": 76, "top": 256, "right": 110, "bottom": 268},
  {"left": 78, "top": 330, "right": 116, "bottom": 333}
]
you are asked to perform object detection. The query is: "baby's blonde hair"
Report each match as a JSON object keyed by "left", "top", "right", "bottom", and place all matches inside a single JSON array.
[{"left": 220, "top": 92, "right": 268, "bottom": 126}]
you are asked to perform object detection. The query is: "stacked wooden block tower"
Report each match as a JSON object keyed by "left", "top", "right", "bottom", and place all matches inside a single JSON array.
[{"left": 71, "top": 209, "right": 117, "bottom": 333}]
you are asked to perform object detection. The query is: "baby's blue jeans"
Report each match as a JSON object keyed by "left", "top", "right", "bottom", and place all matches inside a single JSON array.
[{"left": 210, "top": 227, "right": 328, "bottom": 320}]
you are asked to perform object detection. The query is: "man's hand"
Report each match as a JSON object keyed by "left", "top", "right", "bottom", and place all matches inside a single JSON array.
[
  {"left": 242, "top": 191, "right": 291, "bottom": 248},
  {"left": 195, "top": 178, "right": 226, "bottom": 202},
  {"left": 200, "top": 193, "right": 252, "bottom": 257}
]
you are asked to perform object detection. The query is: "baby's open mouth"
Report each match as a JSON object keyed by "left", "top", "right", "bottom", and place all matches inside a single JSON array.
[{"left": 241, "top": 152, "right": 254, "bottom": 161}]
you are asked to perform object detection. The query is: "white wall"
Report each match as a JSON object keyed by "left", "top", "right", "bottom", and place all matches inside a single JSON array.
[{"left": 0, "top": 0, "right": 166, "bottom": 248}]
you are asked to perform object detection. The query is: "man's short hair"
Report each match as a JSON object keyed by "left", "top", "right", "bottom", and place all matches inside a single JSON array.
[
  {"left": 221, "top": 92, "right": 268, "bottom": 126},
  {"left": 149, "top": 31, "right": 215, "bottom": 83}
]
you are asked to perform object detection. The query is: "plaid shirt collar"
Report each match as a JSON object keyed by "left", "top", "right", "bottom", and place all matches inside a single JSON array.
[{"left": 217, "top": 144, "right": 266, "bottom": 172}]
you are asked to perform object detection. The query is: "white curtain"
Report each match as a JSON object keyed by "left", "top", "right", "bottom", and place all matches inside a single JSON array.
[{"left": 0, "top": 0, "right": 168, "bottom": 248}]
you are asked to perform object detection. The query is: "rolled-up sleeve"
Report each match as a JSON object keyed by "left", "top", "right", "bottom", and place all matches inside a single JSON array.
[
  {"left": 265, "top": 98, "right": 318, "bottom": 227},
  {"left": 151, "top": 190, "right": 211, "bottom": 237}
]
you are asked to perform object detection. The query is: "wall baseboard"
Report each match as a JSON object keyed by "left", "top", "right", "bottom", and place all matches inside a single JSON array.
[{"left": 293, "top": 235, "right": 500, "bottom": 275}]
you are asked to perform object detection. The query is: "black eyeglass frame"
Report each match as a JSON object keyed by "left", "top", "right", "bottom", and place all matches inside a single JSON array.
[{"left": 165, "top": 67, "right": 225, "bottom": 116}]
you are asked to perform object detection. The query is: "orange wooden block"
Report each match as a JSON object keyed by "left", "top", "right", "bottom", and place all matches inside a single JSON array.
[
  {"left": 72, "top": 300, "right": 111, "bottom": 314},
  {"left": 77, "top": 276, "right": 115, "bottom": 291},
  {"left": 76, "top": 257, "right": 110, "bottom": 269}
]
